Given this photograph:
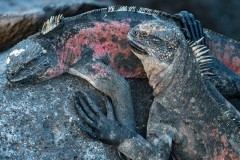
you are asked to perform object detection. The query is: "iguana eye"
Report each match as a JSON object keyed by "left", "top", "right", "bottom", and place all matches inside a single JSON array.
[
  {"left": 165, "top": 41, "right": 178, "bottom": 50},
  {"left": 152, "top": 39, "right": 161, "bottom": 46},
  {"left": 151, "top": 35, "right": 163, "bottom": 45},
  {"left": 139, "top": 32, "right": 148, "bottom": 38}
]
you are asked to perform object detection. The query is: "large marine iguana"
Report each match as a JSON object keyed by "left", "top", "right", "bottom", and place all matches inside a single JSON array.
[
  {"left": 5, "top": 6, "right": 240, "bottom": 131},
  {"left": 74, "top": 19, "right": 240, "bottom": 159}
]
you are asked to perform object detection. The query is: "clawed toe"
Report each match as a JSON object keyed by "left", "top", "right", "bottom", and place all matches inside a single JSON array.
[
  {"left": 174, "top": 11, "right": 205, "bottom": 44},
  {"left": 74, "top": 119, "right": 97, "bottom": 138}
]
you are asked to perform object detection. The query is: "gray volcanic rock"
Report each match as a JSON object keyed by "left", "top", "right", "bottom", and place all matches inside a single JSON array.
[
  {"left": 0, "top": 50, "right": 153, "bottom": 159},
  {"left": 0, "top": 0, "right": 113, "bottom": 52}
]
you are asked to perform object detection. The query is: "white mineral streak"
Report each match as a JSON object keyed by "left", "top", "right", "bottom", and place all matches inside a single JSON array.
[
  {"left": 5, "top": 57, "right": 10, "bottom": 65},
  {"left": 9, "top": 49, "right": 25, "bottom": 57},
  {"left": 5, "top": 49, "right": 25, "bottom": 64}
]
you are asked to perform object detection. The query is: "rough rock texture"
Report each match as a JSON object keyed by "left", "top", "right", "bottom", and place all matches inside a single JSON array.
[
  {"left": 0, "top": 0, "right": 113, "bottom": 52},
  {"left": 0, "top": 50, "right": 153, "bottom": 159},
  {"left": 116, "top": 0, "right": 240, "bottom": 41}
]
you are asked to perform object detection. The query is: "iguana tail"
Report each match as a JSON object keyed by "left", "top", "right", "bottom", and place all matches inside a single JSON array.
[{"left": 205, "top": 29, "right": 240, "bottom": 75}]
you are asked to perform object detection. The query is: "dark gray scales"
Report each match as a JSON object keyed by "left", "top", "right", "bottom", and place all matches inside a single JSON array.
[
  {"left": 3, "top": 6, "right": 240, "bottom": 159},
  {"left": 75, "top": 11, "right": 240, "bottom": 160}
]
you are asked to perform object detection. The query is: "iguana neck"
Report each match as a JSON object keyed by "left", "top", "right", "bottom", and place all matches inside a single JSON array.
[{"left": 149, "top": 45, "right": 203, "bottom": 97}]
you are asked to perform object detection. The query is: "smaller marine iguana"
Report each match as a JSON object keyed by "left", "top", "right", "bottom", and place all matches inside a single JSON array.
[{"left": 74, "top": 19, "right": 240, "bottom": 159}]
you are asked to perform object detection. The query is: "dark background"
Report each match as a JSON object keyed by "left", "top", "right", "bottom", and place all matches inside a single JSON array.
[{"left": 115, "top": 0, "right": 240, "bottom": 41}]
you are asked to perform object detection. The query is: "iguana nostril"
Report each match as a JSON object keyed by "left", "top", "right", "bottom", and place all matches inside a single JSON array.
[{"left": 26, "top": 62, "right": 32, "bottom": 67}]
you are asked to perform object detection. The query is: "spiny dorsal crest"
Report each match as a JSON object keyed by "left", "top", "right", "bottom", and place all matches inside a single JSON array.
[
  {"left": 41, "top": 14, "right": 63, "bottom": 35},
  {"left": 188, "top": 37, "right": 214, "bottom": 77},
  {"left": 107, "top": 6, "right": 171, "bottom": 17},
  {"left": 190, "top": 38, "right": 240, "bottom": 130}
]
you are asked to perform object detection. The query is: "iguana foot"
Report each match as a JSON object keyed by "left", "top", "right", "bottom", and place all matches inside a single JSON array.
[
  {"left": 174, "top": 11, "right": 205, "bottom": 44},
  {"left": 74, "top": 91, "right": 137, "bottom": 145},
  {"left": 74, "top": 91, "right": 176, "bottom": 160}
]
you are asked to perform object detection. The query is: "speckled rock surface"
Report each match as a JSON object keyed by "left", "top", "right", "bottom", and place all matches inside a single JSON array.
[
  {"left": 0, "top": 50, "right": 153, "bottom": 159},
  {"left": 0, "top": 0, "right": 113, "bottom": 52}
]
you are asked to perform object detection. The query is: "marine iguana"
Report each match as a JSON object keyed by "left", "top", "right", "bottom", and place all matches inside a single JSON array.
[
  {"left": 5, "top": 6, "right": 240, "bottom": 98},
  {"left": 74, "top": 19, "right": 240, "bottom": 159},
  {"left": 5, "top": 6, "right": 240, "bottom": 131}
]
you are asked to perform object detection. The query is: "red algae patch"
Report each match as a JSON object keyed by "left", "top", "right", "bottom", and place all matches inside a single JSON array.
[{"left": 61, "top": 20, "right": 146, "bottom": 78}]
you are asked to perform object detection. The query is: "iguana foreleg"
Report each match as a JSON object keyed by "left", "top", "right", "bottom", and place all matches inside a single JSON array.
[
  {"left": 74, "top": 91, "right": 179, "bottom": 160},
  {"left": 74, "top": 91, "right": 137, "bottom": 144},
  {"left": 67, "top": 60, "right": 136, "bottom": 131}
]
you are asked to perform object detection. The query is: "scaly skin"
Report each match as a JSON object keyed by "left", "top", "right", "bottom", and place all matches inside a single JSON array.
[
  {"left": 75, "top": 20, "right": 240, "bottom": 159},
  {"left": 5, "top": 6, "right": 240, "bottom": 99},
  {"left": 4, "top": 6, "right": 190, "bottom": 133},
  {"left": 5, "top": 6, "right": 240, "bottom": 133},
  {"left": 127, "top": 20, "right": 240, "bottom": 159},
  {"left": 176, "top": 11, "right": 240, "bottom": 99}
]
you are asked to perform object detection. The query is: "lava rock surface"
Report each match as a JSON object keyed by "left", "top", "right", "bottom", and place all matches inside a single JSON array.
[{"left": 0, "top": 50, "right": 153, "bottom": 159}]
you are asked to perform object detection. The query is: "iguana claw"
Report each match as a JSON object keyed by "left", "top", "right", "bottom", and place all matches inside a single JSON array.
[
  {"left": 174, "top": 11, "right": 205, "bottom": 44},
  {"left": 74, "top": 91, "right": 137, "bottom": 145}
]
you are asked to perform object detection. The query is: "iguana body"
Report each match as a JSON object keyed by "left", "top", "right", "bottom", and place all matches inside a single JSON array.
[
  {"left": 5, "top": 6, "right": 240, "bottom": 97},
  {"left": 75, "top": 19, "right": 240, "bottom": 159},
  {"left": 3, "top": 6, "right": 240, "bottom": 131},
  {"left": 126, "top": 20, "right": 240, "bottom": 159},
  {"left": 5, "top": 6, "right": 240, "bottom": 131}
]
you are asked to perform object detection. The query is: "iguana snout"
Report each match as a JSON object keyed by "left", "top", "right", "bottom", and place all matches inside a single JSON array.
[{"left": 6, "top": 39, "right": 57, "bottom": 84}]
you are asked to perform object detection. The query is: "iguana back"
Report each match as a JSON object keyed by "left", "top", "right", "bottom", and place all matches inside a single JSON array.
[{"left": 6, "top": 6, "right": 240, "bottom": 83}]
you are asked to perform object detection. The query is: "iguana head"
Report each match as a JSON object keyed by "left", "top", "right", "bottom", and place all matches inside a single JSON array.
[
  {"left": 6, "top": 38, "right": 59, "bottom": 84},
  {"left": 128, "top": 20, "right": 188, "bottom": 94},
  {"left": 6, "top": 15, "right": 65, "bottom": 84}
]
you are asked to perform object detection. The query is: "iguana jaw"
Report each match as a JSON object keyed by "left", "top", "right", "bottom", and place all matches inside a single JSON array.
[
  {"left": 6, "top": 39, "right": 57, "bottom": 84},
  {"left": 128, "top": 31, "right": 148, "bottom": 56}
]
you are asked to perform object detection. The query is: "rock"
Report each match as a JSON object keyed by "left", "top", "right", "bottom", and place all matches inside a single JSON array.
[
  {"left": 0, "top": 0, "right": 114, "bottom": 52},
  {"left": 0, "top": 50, "right": 153, "bottom": 159}
]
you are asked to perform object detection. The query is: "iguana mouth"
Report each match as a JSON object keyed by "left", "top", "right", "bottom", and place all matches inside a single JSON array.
[
  {"left": 128, "top": 40, "right": 148, "bottom": 55},
  {"left": 127, "top": 29, "right": 148, "bottom": 55}
]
